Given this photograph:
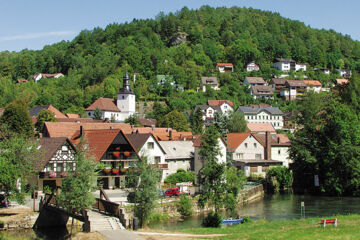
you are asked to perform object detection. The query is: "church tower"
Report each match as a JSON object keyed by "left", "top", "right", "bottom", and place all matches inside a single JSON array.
[{"left": 117, "top": 71, "right": 136, "bottom": 121}]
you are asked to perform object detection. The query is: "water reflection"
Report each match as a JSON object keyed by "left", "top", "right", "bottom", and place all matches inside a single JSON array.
[{"left": 149, "top": 192, "right": 360, "bottom": 231}]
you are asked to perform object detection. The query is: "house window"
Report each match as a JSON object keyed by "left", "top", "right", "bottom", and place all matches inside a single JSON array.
[
  {"left": 250, "top": 166, "right": 258, "bottom": 173},
  {"left": 88, "top": 112, "right": 91, "bottom": 116},
  {"left": 47, "top": 164, "right": 54, "bottom": 172},
  {"left": 155, "top": 156, "right": 161, "bottom": 164},
  {"left": 255, "top": 154, "right": 262, "bottom": 159},
  {"left": 245, "top": 143, "right": 248, "bottom": 148},
  {"left": 208, "top": 110, "right": 213, "bottom": 114},
  {"left": 262, "top": 166, "right": 269, "bottom": 172},
  {"left": 254, "top": 143, "right": 257, "bottom": 148},
  {"left": 122, "top": 96, "right": 125, "bottom": 99},
  {"left": 57, "top": 163, "right": 64, "bottom": 172},
  {"left": 236, "top": 153, "right": 244, "bottom": 159},
  {"left": 147, "top": 142, "right": 154, "bottom": 149},
  {"left": 278, "top": 150, "right": 281, "bottom": 155}
]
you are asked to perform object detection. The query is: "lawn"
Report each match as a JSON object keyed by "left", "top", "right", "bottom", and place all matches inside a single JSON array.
[{"left": 178, "top": 214, "right": 360, "bottom": 240}]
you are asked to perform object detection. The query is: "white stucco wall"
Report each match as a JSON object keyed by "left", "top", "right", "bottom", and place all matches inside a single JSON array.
[
  {"left": 244, "top": 111, "right": 283, "bottom": 129},
  {"left": 233, "top": 135, "right": 264, "bottom": 160},
  {"left": 86, "top": 110, "right": 123, "bottom": 122},
  {"left": 271, "top": 146, "right": 292, "bottom": 167}
]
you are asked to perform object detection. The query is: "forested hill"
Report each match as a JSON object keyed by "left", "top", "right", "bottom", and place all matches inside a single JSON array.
[{"left": 0, "top": 6, "right": 359, "bottom": 114}]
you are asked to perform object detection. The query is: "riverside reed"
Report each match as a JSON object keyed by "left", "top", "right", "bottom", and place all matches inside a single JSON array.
[{"left": 179, "top": 214, "right": 360, "bottom": 240}]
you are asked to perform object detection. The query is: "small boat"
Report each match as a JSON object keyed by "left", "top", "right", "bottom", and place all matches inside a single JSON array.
[{"left": 222, "top": 218, "right": 243, "bottom": 224}]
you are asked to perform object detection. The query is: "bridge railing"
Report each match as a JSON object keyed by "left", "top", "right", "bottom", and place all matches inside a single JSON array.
[{"left": 93, "top": 198, "right": 120, "bottom": 216}]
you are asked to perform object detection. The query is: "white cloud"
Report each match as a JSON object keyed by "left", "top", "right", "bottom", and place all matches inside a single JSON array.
[{"left": 0, "top": 31, "right": 76, "bottom": 41}]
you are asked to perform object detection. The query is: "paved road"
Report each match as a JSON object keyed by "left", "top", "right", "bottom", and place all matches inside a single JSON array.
[{"left": 100, "top": 230, "right": 145, "bottom": 240}]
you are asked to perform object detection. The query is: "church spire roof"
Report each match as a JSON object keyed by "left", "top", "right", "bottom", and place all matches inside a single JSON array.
[{"left": 119, "top": 70, "right": 134, "bottom": 94}]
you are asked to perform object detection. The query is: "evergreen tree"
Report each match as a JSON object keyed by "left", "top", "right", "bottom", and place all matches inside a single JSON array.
[
  {"left": 227, "top": 111, "right": 247, "bottom": 133},
  {"left": 190, "top": 107, "right": 204, "bottom": 134}
]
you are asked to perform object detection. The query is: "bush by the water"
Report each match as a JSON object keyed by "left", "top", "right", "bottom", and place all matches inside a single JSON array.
[
  {"left": 266, "top": 166, "right": 293, "bottom": 192},
  {"left": 164, "top": 169, "right": 194, "bottom": 184},
  {"left": 177, "top": 195, "right": 193, "bottom": 217},
  {"left": 202, "top": 212, "right": 222, "bottom": 228},
  {"left": 242, "top": 216, "right": 253, "bottom": 224}
]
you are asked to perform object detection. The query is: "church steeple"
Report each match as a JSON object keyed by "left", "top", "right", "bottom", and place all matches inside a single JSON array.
[{"left": 119, "top": 70, "right": 133, "bottom": 94}]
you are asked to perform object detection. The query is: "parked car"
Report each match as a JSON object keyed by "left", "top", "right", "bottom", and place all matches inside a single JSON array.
[{"left": 164, "top": 188, "right": 184, "bottom": 197}]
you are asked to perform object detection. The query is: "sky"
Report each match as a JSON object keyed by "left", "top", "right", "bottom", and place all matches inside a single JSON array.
[{"left": 1, "top": 0, "right": 359, "bottom": 52}]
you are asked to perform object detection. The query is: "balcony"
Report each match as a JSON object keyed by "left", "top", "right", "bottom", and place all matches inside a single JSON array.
[
  {"left": 154, "top": 163, "right": 168, "bottom": 169},
  {"left": 103, "top": 151, "right": 138, "bottom": 161},
  {"left": 39, "top": 171, "right": 71, "bottom": 178},
  {"left": 99, "top": 168, "right": 129, "bottom": 176}
]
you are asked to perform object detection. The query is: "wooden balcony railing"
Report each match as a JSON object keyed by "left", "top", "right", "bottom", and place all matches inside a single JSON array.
[{"left": 154, "top": 163, "right": 168, "bottom": 169}]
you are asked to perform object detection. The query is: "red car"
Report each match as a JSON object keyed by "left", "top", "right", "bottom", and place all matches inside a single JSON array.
[{"left": 164, "top": 188, "right": 184, "bottom": 197}]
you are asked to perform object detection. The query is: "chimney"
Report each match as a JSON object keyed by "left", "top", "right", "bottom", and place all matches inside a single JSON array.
[
  {"left": 265, "top": 131, "right": 271, "bottom": 160},
  {"left": 80, "top": 126, "right": 84, "bottom": 137},
  {"left": 169, "top": 129, "right": 173, "bottom": 141}
]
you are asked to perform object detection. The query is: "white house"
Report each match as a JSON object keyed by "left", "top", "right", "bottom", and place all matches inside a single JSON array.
[
  {"left": 246, "top": 62, "right": 260, "bottom": 72},
  {"left": 33, "top": 73, "right": 64, "bottom": 82},
  {"left": 127, "top": 132, "right": 167, "bottom": 182},
  {"left": 336, "top": 69, "right": 352, "bottom": 77},
  {"left": 237, "top": 106, "right": 283, "bottom": 130},
  {"left": 200, "top": 77, "right": 220, "bottom": 92},
  {"left": 86, "top": 72, "right": 136, "bottom": 122},
  {"left": 303, "top": 80, "right": 322, "bottom": 93},
  {"left": 273, "top": 58, "right": 295, "bottom": 72},
  {"left": 314, "top": 68, "right": 330, "bottom": 75},
  {"left": 227, "top": 132, "right": 282, "bottom": 177},
  {"left": 194, "top": 105, "right": 221, "bottom": 121},
  {"left": 295, "top": 63, "right": 307, "bottom": 72},
  {"left": 250, "top": 85, "right": 274, "bottom": 100},
  {"left": 243, "top": 77, "right": 266, "bottom": 86},
  {"left": 280, "top": 80, "right": 306, "bottom": 100},
  {"left": 159, "top": 141, "right": 194, "bottom": 178},
  {"left": 216, "top": 63, "right": 234, "bottom": 73},
  {"left": 193, "top": 136, "right": 227, "bottom": 182},
  {"left": 207, "top": 100, "right": 234, "bottom": 116}
]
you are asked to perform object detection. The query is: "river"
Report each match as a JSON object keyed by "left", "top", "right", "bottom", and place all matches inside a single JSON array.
[{"left": 149, "top": 192, "right": 360, "bottom": 231}]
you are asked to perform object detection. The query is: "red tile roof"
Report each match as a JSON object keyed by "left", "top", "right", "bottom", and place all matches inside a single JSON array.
[
  {"left": 70, "top": 129, "right": 137, "bottom": 162},
  {"left": 303, "top": 80, "right": 322, "bottom": 86},
  {"left": 66, "top": 113, "right": 80, "bottom": 118},
  {"left": 247, "top": 123, "right": 276, "bottom": 133},
  {"left": 56, "top": 118, "right": 104, "bottom": 123},
  {"left": 44, "top": 122, "right": 132, "bottom": 138},
  {"left": 226, "top": 133, "right": 251, "bottom": 152},
  {"left": 207, "top": 100, "right": 234, "bottom": 107},
  {"left": 336, "top": 79, "right": 349, "bottom": 86},
  {"left": 216, "top": 63, "right": 233, "bottom": 67},
  {"left": 85, "top": 98, "right": 120, "bottom": 112},
  {"left": 47, "top": 105, "right": 67, "bottom": 118}
]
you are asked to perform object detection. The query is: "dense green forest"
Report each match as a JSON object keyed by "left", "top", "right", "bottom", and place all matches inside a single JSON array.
[{"left": 0, "top": 6, "right": 359, "bottom": 116}]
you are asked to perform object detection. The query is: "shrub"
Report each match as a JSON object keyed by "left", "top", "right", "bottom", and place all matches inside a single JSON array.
[
  {"left": 164, "top": 169, "right": 194, "bottom": 184},
  {"left": 177, "top": 195, "right": 193, "bottom": 217},
  {"left": 202, "top": 212, "right": 222, "bottom": 228},
  {"left": 147, "top": 213, "right": 170, "bottom": 224},
  {"left": 0, "top": 221, "right": 4, "bottom": 228},
  {"left": 266, "top": 166, "right": 293, "bottom": 192},
  {"left": 242, "top": 216, "right": 253, "bottom": 224}
]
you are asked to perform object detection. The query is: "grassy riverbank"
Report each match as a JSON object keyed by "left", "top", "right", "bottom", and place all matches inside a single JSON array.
[{"left": 178, "top": 214, "right": 360, "bottom": 240}]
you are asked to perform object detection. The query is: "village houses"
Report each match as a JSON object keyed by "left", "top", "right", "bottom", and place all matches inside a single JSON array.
[{"left": 237, "top": 105, "right": 284, "bottom": 130}]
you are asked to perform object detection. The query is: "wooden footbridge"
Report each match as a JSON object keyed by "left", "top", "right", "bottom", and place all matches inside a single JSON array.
[{"left": 33, "top": 188, "right": 129, "bottom": 232}]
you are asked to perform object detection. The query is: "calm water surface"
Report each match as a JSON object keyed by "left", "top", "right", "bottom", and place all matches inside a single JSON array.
[{"left": 149, "top": 193, "right": 360, "bottom": 231}]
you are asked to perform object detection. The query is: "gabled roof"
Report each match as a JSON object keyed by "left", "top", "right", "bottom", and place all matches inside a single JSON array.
[
  {"left": 138, "top": 118, "right": 157, "bottom": 127},
  {"left": 37, "top": 137, "right": 76, "bottom": 171},
  {"left": 270, "top": 78, "right": 287, "bottom": 85},
  {"left": 44, "top": 122, "right": 132, "bottom": 138},
  {"left": 237, "top": 106, "right": 283, "bottom": 115},
  {"left": 195, "top": 105, "right": 222, "bottom": 112},
  {"left": 250, "top": 85, "right": 273, "bottom": 95},
  {"left": 159, "top": 141, "right": 194, "bottom": 160},
  {"left": 253, "top": 133, "right": 291, "bottom": 147},
  {"left": 70, "top": 129, "right": 136, "bottom": 162},
  {"left": 126, "top": 133, "right": 165, "bottom": 154},
  {"left": 285, "top": 80, "right": 306, "bottom": 87},
  {"left": 193, "top": 135, "right": 226, "bottom": 148},
  {"left": 56, "top": 118, "right": 104, "bottom": 123},
  {"left": 29, "top": 105, "right": 67, "bottom": 118},
  {"left": 245, "top": 77, "right": 266, "bottom": 84},
  {"left": 207, "top": 100, "right": 234, "bottom": 107},
  {"left": 152, "top": 131, "right": 193, "bottom": 141},
  {"left": 216, "top": 63, "right": 233, "bottom": 67},
  {"left": 275, "top": 58, "right": 295, "bottom": 63},
  {"left": 85, "top": 98, "right": 120, "bottom": 112},
  {"left": 247, "top": 123, "right": 276, "bottom": 133},
  {"left": 303, "top": 80, "right": 322, "bottom": 86},
  {"left": 226, "top": 133, "right": 251, "bottom": 152},
  {"left": 201, "top": 77, "right": 218, "bottom": 85}
]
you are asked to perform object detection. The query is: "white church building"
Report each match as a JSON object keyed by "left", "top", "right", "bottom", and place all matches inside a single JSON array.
[{"left": 86, "top": 72, "right": 136, "bottom": 122}]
